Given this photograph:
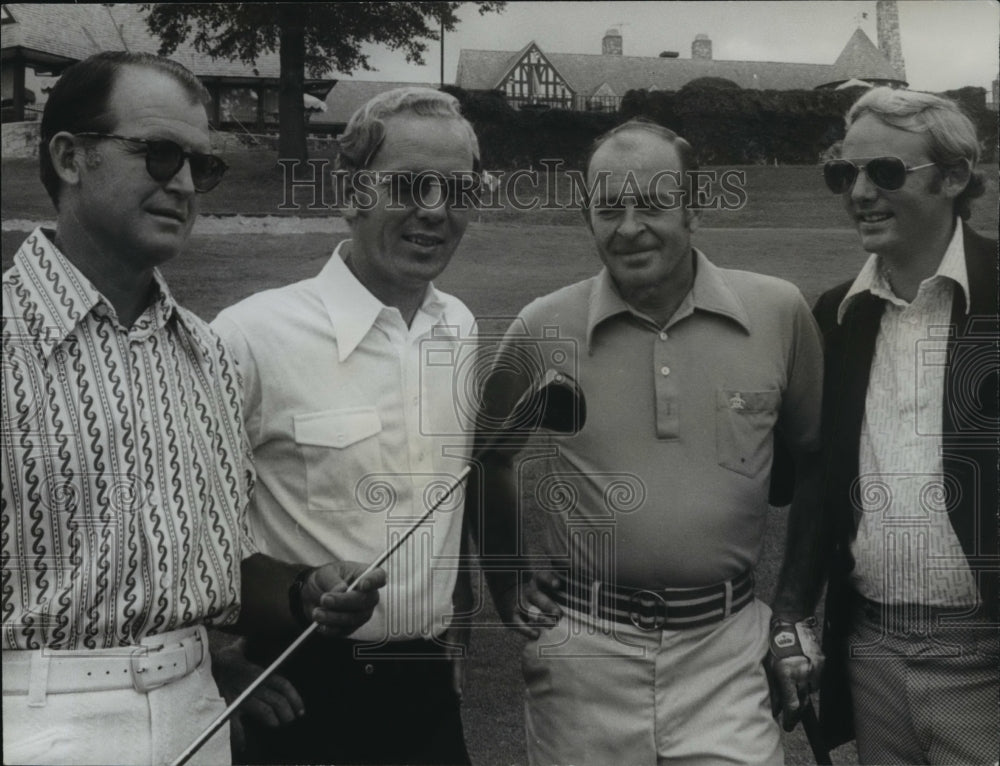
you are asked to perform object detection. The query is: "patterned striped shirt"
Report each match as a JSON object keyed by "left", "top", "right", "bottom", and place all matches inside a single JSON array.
[
  {"left": 840, "top": 222, "right": 980, "bottom": 607},
  {"left": 2, "top": 229, "right": 257, "bottom": 650}
]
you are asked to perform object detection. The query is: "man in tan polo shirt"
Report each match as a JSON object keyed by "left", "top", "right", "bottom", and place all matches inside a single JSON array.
[{"left": 469, "top": 118, "right": 824, "bottom": 765}]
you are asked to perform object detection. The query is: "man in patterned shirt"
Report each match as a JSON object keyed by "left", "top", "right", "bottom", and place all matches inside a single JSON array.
[
  {"left": 772, "top": 87, "right": 999, "bottom": 762},
  {"left": 1, "top": 52, "right": 385, "bottom": 766}
]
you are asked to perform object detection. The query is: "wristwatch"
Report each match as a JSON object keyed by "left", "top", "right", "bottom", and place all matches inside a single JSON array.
[{"left": 288, "top": 566, "right": 316, "bottom": 628}]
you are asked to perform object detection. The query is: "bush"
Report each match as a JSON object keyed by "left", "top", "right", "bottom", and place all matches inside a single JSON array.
[
  {"left": 447, "top": 83, "right": 999, "bottom": 167},
  {"left": 625, "top": 85, "right": 861, "bottom": 164},
  {"left": 445, "top": 86, "right": 618, "bottom": 169}
]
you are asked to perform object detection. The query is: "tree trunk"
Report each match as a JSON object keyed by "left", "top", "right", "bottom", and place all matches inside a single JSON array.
[{"left": 278, "top": 5, "right": 307, "bottom": 162}]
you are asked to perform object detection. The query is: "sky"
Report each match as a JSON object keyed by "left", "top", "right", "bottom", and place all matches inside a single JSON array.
[{"left": 338, "top": 0, "right": 1000, "bottom": 95}]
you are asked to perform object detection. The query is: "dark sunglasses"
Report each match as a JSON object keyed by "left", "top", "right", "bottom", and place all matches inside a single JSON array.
[
  {"left": 373, "top": 170, "right": 482, "bottom": 209},
  {"left": 74, "top": 132, "right": 228, "bottom": 192},
  {"left": 823, "top": 156, "right": 936, "bottom": 194}
]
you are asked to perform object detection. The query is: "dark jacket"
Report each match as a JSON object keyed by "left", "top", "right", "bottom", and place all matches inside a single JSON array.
[{"left": 813, "top": 224, "right": 999, "bottom": 749}]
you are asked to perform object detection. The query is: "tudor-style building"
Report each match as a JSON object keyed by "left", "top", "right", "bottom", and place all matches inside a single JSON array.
[
  {"left": 457, "top": 26, "right": 906, "bottom": 113},
  {"left": 501, "top": 45, "right": 574, "bottom": 110}
]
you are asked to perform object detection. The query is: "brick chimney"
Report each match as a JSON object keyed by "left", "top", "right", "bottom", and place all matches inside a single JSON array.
[
  {"left": 876, "top": 0, "right": 906, "bottom": 81},
  {"left": 692, "top": 33, "right": 712, "bottom": 61},
  {"left": 602, "top": 28, "right": 623, "bottom": 55}
]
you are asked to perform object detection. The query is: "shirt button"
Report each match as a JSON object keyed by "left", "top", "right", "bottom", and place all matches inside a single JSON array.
[
  {"left": 659, "top": 332, "right": 668, "bottom": 341},
  {"left": 364, "top": 664, "right": 375, "bottom": 675},
  {"left": 660, "top": 366, "right": 670, "bottom": 376}
]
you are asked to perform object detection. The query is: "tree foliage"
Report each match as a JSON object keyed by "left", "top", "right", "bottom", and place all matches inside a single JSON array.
[
  {"left": 144, "top": 3, "right": 505, "bottom": 160},
  {"left": 443, "top": 86, "right": 618, "bottom": 169},
  {"left": 622, "top": 83, "right": 998, "bottom": 165}
]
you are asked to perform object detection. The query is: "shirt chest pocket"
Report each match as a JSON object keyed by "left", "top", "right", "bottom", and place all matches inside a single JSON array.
[
  {"left": 293, "top": 407, "right": 384, "bottom": 512},
  {"left": 715, "top": 389, "right": 781, "bottom": 478}
]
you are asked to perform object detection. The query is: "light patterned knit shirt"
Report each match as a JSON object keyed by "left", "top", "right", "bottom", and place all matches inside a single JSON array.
[
  {"left": 840, "top": 221, "right": 980, "bottom": 608},
  {"left": 2, "top": 229, "right": 257, "bottom": 650}
]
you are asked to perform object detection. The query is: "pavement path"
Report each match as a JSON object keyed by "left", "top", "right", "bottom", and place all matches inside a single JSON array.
[
  {"left": 3, "top": 215, "right": 854, "bottom": 235},
  {"left": 2, "top": 214, "right": 350, "bottom": 234}
]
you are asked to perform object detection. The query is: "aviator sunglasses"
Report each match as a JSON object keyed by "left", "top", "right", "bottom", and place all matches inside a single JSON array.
[
  {"left": 74, "top": 132, "right": 228, "bottom": 192},
  {"left": 372, "top": 170, "right": 483, "bottom": 208},
  {"left": 823, "top": 156, "right": 936, "bottom": 194}
]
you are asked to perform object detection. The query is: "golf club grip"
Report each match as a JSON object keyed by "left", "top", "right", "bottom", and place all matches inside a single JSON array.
[
  {"left": 170, "top": 465, "right": 475, "bottom": 766},
  {"left": 801, "top": 699, "right": 833, "bottom": 765}
]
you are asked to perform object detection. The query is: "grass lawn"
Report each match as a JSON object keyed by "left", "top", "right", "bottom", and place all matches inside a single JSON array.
[{"left": 3, "top": 154, "right": 996, "bottom": 766}]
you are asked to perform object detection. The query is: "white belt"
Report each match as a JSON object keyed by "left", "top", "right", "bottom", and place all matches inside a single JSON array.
[{"left": 2, "top": 625, "right": 206, "bottom": 700}]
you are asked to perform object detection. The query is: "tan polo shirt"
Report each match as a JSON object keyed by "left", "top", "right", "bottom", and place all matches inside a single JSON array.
[{"left": 495, "top": 249, "right": 823, "bottom": 588}]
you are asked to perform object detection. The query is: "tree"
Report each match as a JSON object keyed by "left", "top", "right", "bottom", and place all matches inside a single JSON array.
[{"left": 145, "top": 2, "right": 505, "bottom": 160}]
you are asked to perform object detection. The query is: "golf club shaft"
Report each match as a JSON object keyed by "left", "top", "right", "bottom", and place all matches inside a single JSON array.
[
  {"left": 801, "top": 699, "right": 832, "bottom": 765},
  {"left": 172, "top": 374, "right": 561, "bottom": 766},
  {"left": 170, "top": 464, "right": 474, "bottom": 766}
]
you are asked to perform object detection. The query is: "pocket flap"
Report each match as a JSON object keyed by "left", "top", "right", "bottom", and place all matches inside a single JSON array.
[
  {"left": 717, "top": 389, "right": 781, "bottom": 413},
  {"left": 293, "top": 407, "right": 382, "bottom": 449}
]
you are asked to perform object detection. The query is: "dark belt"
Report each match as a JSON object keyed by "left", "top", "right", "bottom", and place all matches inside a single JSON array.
[{"left": 552, "top": 569, "right": 754, "bottom": 631}]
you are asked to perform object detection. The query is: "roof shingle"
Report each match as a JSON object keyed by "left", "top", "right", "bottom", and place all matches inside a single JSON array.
[
  {"left": 312, "top": 80, "right": 442, "bottom": 125},
  {"left": 456, "top": 27, "right": 905, "bottom": 97},
  {"left": 2, "top": 3, "right": 286, "bottom": 79}
]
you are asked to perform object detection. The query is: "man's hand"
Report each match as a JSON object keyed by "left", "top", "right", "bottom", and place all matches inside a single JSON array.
[
  {"left": 300, "top": 562, "right": 387, "bottom": 637},
  {"left": 209, "top": 635, "right": 304, "bottom": 754},
  {"left": 767, "top": 616, "right": 824, "bottom": 731},
  {"left": 491, "top": 571, "right": 563, "bottom": 640}
]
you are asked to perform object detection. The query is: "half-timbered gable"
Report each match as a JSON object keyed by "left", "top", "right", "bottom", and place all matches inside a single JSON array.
[{"left": 496, "top": 42, "right": 575, "bottom": 110}]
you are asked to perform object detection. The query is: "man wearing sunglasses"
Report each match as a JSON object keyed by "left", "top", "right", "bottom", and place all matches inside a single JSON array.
[
  {"left": 2, "top": 52, "right": 386, "bottom": 766},
  {"left": 773, "top": 87, "right": 999, "bottom": 763},
  {"left": 210, "top": 87, "right": 480, "bottom": 765}
]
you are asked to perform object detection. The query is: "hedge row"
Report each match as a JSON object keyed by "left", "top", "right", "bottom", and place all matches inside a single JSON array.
[
  {"left": 444, "top": 84, "right": 997, "bottom": 168},
  {"left": 442, "top": 86, "right": 618, "bottom": 170},
  {"left": 621, "top": 84, "right": 998, "bottom": 165}
]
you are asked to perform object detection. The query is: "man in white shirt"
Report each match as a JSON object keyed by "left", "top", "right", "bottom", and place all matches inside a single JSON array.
[
  {"left": 772, "top": 87, "right": 999, "bottom": 763},
  {"left": 212, "top": 87, "right": 481, "bottom": 765}
]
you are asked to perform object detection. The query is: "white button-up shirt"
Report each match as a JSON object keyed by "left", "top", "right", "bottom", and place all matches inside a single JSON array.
[
  {"left": 840, "top": 221, "right": 979, "bottom": 607},
  {"left": 213, "top": 241, "right": 477, "bottom": 641}
]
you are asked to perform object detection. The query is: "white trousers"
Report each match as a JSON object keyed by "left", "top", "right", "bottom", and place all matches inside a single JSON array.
[
  {"left": 2, "top": 628, "right": 230, "bottom": 766},
  {"left": 523, "top": 597, "right": 782, "bottom": 766}
]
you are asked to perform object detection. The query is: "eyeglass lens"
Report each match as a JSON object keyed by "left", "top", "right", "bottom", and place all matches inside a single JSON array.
[
  {"left": 145, "top": 140, "right": 227, "bottom": 192},
  {"left": 824, "top": 157, "right": 909, "bottom": 194},
  {"left": 382, "top": 172, "right": 481, "bottom": 207}
]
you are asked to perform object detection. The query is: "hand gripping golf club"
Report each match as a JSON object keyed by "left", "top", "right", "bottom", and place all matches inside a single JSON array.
[{"left": 170, "top": 369, "right": 585, "bottom": 766}]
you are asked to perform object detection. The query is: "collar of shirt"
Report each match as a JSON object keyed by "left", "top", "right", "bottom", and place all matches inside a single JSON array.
[
  {"left": 12, "top": 227, "right": 179, "bottom": 359},
  {"left": 837, "top": 219, "right": 970, "bottom": 325},
  {"left": 585, "top": 248, "right": 752, "bottom": 352},
  {"left": 318, "top": 239, "right": 449, "bottom": 362}
]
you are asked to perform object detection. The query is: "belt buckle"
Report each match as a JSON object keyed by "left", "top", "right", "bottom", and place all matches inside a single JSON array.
[
  {"left": 628, "top": 589, "right": 668, "bottom": 631},
  {"left": 129, "top": 639, "right": 193, "bottom": 694}
]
